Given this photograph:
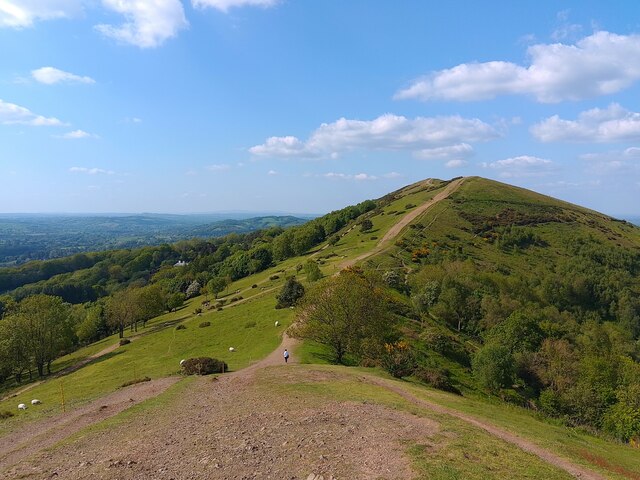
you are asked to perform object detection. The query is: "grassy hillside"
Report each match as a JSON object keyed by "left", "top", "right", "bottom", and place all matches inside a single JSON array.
[{"left": 1, "top": 177, "right": 639, "bottom": 479}]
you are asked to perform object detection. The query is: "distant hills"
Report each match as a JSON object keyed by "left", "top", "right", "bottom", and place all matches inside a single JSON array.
[{"left": 0, "top": 213, "right": 311, "bottom": 266}]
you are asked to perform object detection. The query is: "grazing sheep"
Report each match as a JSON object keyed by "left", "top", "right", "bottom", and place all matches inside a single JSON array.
[
  {"left": 275, "top": 321, "right": 280, "bottom": 327},
  {"left": 17, "top": 404, "right": 26, "bottom": 411},
  {"left": 31, "top": 399, "right": 41, "bottom": 405},
  {"left": 228, "top": 347, "right": 235, "bottom": 352}
]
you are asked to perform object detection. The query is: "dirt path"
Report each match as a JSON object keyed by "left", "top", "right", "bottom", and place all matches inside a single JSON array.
[
  {"left": 338, "top": 177, "right": 465, "bottom": 270},
  {"left": 0, "top": 377, "right": 180, "bottom": 470},
  {"left": 365, "top": 375, "right": 606, "bottom": 480}
]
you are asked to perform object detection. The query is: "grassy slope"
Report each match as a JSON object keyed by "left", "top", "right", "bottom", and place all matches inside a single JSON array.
[{"left": 2, "top": 177, "right": 640, "bottom": 478}]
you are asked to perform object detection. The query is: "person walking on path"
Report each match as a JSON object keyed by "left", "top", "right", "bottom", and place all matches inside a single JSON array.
[{"left": 283, "top": 349, "right": 290, "bottom": 363}]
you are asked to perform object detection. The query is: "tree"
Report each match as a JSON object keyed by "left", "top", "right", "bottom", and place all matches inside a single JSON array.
[
  {"left": 185, "top": 280, "right": 201, "bottom": 299},
  {"left": 360, "top": 218, "right": 373, "bottom": 232},
  {"left": 106, "top": 288, "right": 141, "bottom": 338},
  {"left": 293, "top": 269, "right": 395, "bottom": 364},
  {"left": 304, "top": 260, "right": 323, "bottom": 282},
  {"left": 166, "top": 292, "right": 185, "bottom": 312},
  {"left": 18, "top": 294, "right": 73, "bottom": 376},
  {"left": 276, "top": 277, "right": 305, "bottom": 309},
  {"left": 206, "top": 277, "right": 227, "bottom": 299},
  {"left": 472, "top": 344, "right": 515, "bottom": 392}
]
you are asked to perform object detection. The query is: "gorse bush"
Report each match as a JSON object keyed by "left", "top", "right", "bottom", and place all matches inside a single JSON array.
[{"left": 181, "top": 357, "right": 227, "bottom": 375}]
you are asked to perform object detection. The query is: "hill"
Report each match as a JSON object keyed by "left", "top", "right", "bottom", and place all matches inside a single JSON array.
[
  {"left": 0, "top": 213, "right": 310, "bottom": 267},
  {"left": 0, "top": 177, "right": 639, "bottom": 479}
]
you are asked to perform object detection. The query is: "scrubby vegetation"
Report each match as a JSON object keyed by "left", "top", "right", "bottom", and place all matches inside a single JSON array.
[{"left": 181, "top": 357, "right": 227, "bottom": 375}]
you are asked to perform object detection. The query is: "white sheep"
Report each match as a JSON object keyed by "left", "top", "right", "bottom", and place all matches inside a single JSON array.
[
  {"left": 228, "top": 347, "right": 235, "bottom": 352},
  {"left": 275, "top": 321, "right": 280, "bottom": 327},
  {"left": 17, "top": 403, "right": 27, "bottom": 411},
  {"left": 31, "top": 399, "right": 41, "bottom": 405}
]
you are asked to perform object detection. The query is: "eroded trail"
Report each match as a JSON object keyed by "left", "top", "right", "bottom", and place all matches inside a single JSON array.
[
  {"left": 365, "top": 376, "right": 606, "bottom": 480},
  {"left": 338, "top": 177, "right": 465, "bottom": 270}
]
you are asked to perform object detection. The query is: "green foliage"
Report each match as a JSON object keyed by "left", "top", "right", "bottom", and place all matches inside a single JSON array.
[
  {"left": 360, "top": 218, "right": 373, "bottom": 232},
  {"left": 293, "top": 269, "right": 396, "bottom": 364},
  {"left": 472, "top": 344, "right": 515, "bottom": 392},
  {"left": 198, "top": 321, "right": 211, "bottom": 328},
  {"left": 181, "top": 357, "right": 227, "bottom": 375},
  {"left": 275, "top": 277, "right": 305, "bottom": 309},
  {"left": 303, "top": 260, "right": 322, "bottom": 282},
  {"left": 379, "top": 341, "right": 415, "bottom": 378}
]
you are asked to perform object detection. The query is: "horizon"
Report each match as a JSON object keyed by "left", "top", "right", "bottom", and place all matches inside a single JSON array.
[{"left": 1, "top": 2, "right": 640, "bottom": 215}]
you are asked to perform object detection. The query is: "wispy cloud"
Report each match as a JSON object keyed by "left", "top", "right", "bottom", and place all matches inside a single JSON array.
[
  {"left": 31, "top": 67, "right": 95, "bottom": 85},
  {"left": 206, "top": 163, "right": 231, "bottom": 171},
  {"left": 395, "top": 31, "right": 640, "bottom": 103},
  {"left": 0, "top": 99, "right": 65, "bottom": 126},
  {"left": 250, "top": 114, "right": 499, "bottom": 159},
  {"left": 0, "top": 0, "right": 83, "bottom": 28},
  {"left": 531, "top": 103, "right": 640, "bottom": 143},
  {"left": 482, "top": 155, "right": 555, "bottom": 178},
  {"left": 69, "top": 166, "right": 115, "bottom": 175},
  {"left": 96, "top": 0, "right": 188, "bottom": 48},
  {"left": 579, "top": 147, "right": 640, "bottom": 175},
  {"left": 192, "top": 0, "right": 279, "bottom": 13},
  {"left": 55, "top": 129, "right": 98, "bottom": 139}
]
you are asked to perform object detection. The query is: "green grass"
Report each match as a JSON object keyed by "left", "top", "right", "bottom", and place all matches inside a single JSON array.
[{"left": 0, "top": 292, "right": 294, "bottom": 434}]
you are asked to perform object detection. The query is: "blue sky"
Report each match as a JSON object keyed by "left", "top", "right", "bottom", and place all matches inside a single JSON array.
[{"left": 1, "top": 1, "right": 639, "bottom": 216}]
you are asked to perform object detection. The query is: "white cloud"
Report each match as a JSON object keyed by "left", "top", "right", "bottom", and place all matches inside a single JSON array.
[
  {"left": 414, "top": 143, "right": 473, "bottom": 160},
  {"left": 267, "top": 169, "right": 277, "bottom": 175},
  {"left": 482, "top": 155, "right": 555, "bottom": 178},
  {"left": 250, "top": 114, "right": 498, "bottom": 159},
  {"left": 551, "top": 10, "right": 582, "bottom": 41},
  {"left": 579, "top": 147, "right": 640, "bottom": 175},
  {"left": 531, "top": 103, "right": 640, "bottom": 143},
  {"left": 382, "top": 172, "right": 402, "bottom": 178},
  {"left": 445, "top": 159, "right": 468, "bottom": 168},
  {"left": 0, "top": 0, "right": 83, "bottom": 28},
  {"left": 32, "top": 67, "right": 95, "bottom": 85},
  {"left": 0, "top": 99, "right": 65, "bottom": 126},
  {"left": 96, "top": 0, "right": 188, "bottom": 48},
  {"left": 395, "top": 31, "right": 640, "bottom": 103},
  {"left": 206, "top": 163, "right": 231, "bottom": 171},
  {"left": 321, "top": 172, "right": 378, "bottom": 181},
  {"left": 55, "top": 129, "right": 98, "bottom": 139},
  {"left": 192, "top": 0, "right": 279, "bottom": 13},
  {"left": 69, "top": 166, "right": 114, "bottom": 175}
]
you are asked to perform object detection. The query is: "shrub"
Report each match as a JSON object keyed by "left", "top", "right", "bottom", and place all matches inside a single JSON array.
[
  {"left": 217, "top": 307, "right": 223, "bottom": 311},
  {"left": 414, "top": 366, "right": 460, "bottom": 395},
  {"left": 244, "top": 320, "right": 257, "bottom": 328},
  {"left": 380, "top": 341, "right": 415, "bottom": 378},
  {"left": 193, "top": 307, "right": 202, "bottom": 315},
  {"left": 120, "top": 376, "right": 151, "bottom": 388},
  {"left": 176, "top": 324, "right": 186, "bottom": 330},
  {"left": 181, "top": 357, "right": 228, "bottom": 375},
  {"left": 0, "top": 411, "right": 14, "bottom": 420},
  {"left": 276, "top": 277, "right": 305, "bottom": 309},
  {"left": 269, "top": 275, "right": 280, "bottom": 280},
  {"left": 199, "top": 321, "right": 211, "bottom": 328},
  {"left": 472, "top": 344, "right": 515, "bottom": 392},
  {"left": 252, "top": 284, "right": 258, "bottom": 288},
  {"left": 119, "top": 338, "right": 131, "bottom": 346}
]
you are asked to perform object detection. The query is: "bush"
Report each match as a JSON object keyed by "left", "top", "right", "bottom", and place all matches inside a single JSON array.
[
  {"left": 0, "top": 411, "right": 14, "bottom": 420},
  {"left": 414, "top": 366, "right": 461, "bottom": 395},
  {"left": 119, "top": 338, "right": 131, "bottom": 346},
  {"left": 244, "top": 320, "right": 257, "bottom": 328},
  {"left": 193, "top": 307, "right": 202, "bottom": 315},
  {"left": 176, "top": 324, "right": 186, "bottom": 330},
  {"left": 472, "top": 344, "right": 515, "bottom": 392},
  {"left": 199, "top": 321, "right": 211, "bottom": 328},
  {"left": 181, "top": 357, "right": 228, "bottom": 375},
  {"left": 269, "top": 275, "right": 280, "bottom": 280},
  {"left": 276, "top": 277, "right": 305, "bottom": 309},
  {"left": 252, "top": 284, "right": 258, "bottom": 288},
  {"left": 380, "top": 341, "right": 415, "bottom": 378},
  {"left": 217, "top": 307, "right": 223, "bottom": 311}
]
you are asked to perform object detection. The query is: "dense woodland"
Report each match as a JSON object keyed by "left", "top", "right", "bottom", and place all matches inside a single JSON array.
[{"left": 0, "top": 179, "right": 639, "bottom": 444}]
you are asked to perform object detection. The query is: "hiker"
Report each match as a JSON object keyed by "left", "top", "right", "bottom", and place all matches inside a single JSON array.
[{"left": 284, "top": 349, "right": 290, "bottom": 363}]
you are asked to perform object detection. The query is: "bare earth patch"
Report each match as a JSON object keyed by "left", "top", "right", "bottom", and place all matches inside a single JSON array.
[{"left": 5, "top": 365, "right": 437, "bottom": 480}]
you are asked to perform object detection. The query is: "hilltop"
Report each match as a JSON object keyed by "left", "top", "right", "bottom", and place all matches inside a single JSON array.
[{"left": 0, "top": 177, "right": 639, "bottom": 479}]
